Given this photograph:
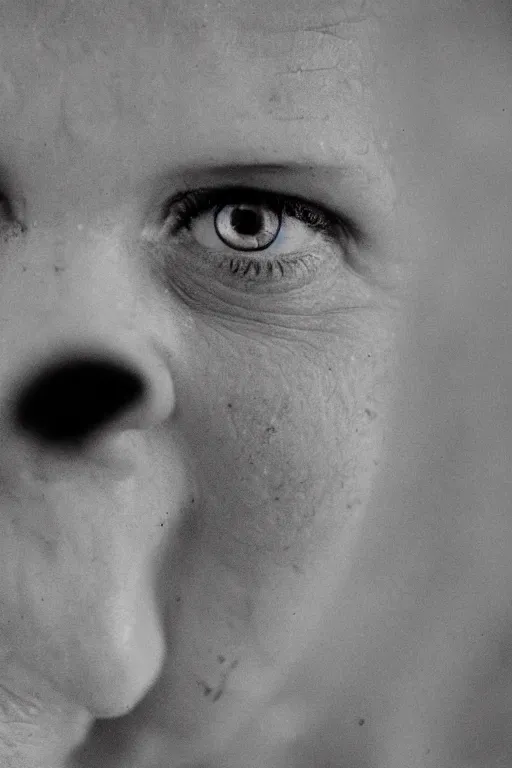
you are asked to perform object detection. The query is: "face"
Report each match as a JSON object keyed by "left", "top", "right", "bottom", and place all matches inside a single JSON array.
[
  {"left": 0, "top": 0, "right": 400, "bottom": 763},
  {"left": 1, "top": 1, "right": 509, "bottom": 767}
]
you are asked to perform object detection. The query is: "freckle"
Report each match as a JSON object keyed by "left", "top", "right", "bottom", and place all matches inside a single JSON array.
[
  {"left": 217, "top": 655, "right": 225, "bottom": 664},
  {"left": 227, "top": 403, "right": 232, "bottom": 408},
  {"left": 358, "top": 718, "right": 365, "bottom": 726}
]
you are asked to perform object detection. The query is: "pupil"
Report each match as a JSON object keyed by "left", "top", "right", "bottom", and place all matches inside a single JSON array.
[{"left": 231, "top": 207, "right": 262, "bottom": 236}]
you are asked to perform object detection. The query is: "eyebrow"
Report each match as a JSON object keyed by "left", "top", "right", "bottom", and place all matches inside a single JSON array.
[{"left": 173, "top": 161, "right": 383, "bottom": 188}]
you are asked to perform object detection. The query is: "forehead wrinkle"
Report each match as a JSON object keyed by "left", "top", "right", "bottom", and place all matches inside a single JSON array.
[
  {"left": 228, "top": 25, "right": 379, "bottom": 159},
  {"left": 216, "top": 0, "right": 389, "bottom": 32}
]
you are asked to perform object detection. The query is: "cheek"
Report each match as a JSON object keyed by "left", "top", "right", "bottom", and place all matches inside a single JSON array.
[{"left": 184, "top": 332, "right": 386, "bottom": 559}]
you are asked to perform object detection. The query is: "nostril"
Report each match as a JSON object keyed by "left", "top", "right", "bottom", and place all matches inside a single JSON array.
[{"left": 13, "top": 356, "right": 146, "bottom": 449}]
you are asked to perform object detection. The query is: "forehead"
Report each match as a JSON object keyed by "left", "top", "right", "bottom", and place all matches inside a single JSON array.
[
  {"left": 0, "top": 0, "right": 386, "bottom": 160},
  {"left": 0, "top": 0, "right": 382, "bottom": 92}
]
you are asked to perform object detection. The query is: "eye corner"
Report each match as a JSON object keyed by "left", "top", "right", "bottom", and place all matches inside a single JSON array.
[{"left": 343, "top": 216, "right": 367, "bottom": 247}]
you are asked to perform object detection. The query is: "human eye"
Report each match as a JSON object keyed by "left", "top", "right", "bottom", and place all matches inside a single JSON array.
[{"left": 155, "top": 186, "right": 352, "bottom": 289}]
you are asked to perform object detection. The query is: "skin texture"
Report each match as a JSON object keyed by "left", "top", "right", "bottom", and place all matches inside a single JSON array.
[{"left": 0, "top": 1, "right": 510, "bottom": 767}]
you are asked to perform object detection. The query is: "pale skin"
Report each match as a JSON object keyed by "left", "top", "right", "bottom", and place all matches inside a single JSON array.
[{"left": 0, "top": 1, "right": 511, "bottom": 767}]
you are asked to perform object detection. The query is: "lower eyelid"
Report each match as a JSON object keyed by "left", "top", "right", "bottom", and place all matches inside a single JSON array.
[{"left": 229, "top": 257, "right": 285, "bottom": 276}]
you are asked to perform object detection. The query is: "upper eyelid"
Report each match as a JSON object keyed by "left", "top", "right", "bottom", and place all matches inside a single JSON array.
[
  {"left": 163, "top": 185, "right": 301, "bottom": 218},
  {"left": 161, "top": 184, "right": 359, "bottom": 239}
]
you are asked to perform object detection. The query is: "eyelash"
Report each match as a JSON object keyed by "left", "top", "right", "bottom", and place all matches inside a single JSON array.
[{"left": 164, "top": 186, "right": 345, "bottom": 283}]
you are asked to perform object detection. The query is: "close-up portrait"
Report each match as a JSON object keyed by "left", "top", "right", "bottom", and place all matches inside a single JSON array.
[{"left": 0, "top": 1, "right": 511, "bottom": 766}]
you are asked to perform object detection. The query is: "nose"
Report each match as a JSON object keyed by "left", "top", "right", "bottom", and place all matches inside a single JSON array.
[
  {"left": 4, "top": 338, "right": 175, "bottom": 465},
  {"left": 14, "top": 354, "right": 146, "bottom": 450},
  {"left": 0, "top": 340, "right": 178, "bottom": 717}
]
